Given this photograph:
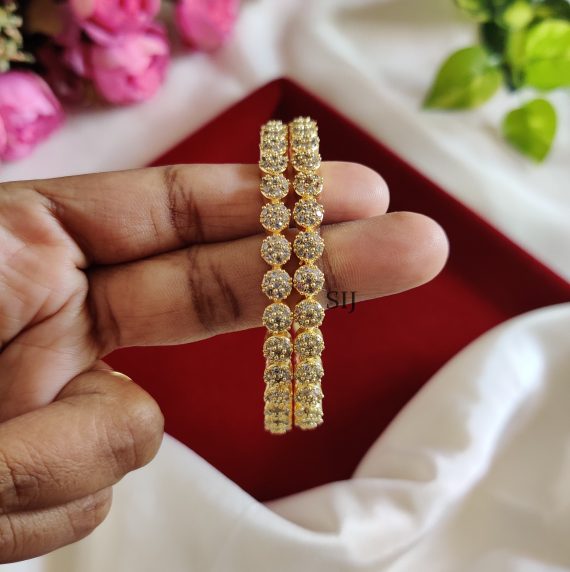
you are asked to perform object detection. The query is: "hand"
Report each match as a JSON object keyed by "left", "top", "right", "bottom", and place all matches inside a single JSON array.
[{"left": 0, "top": 162, "right": 448, "bottom": 562}]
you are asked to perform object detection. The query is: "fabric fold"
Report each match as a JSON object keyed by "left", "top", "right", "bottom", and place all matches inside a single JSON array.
[{"left": 8, "top": 303, "right": 569, "bottom": 571}]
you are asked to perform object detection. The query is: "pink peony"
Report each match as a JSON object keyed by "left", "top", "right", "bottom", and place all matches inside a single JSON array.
[
  {"left": 176, "top": 0, "right": 239, "bottom": 51},
  {"left": 69, "top": 0, "right": 160, "bottom": 34},
  {"left": 0, "top": 72, "right": 64, "bottom": 161}
]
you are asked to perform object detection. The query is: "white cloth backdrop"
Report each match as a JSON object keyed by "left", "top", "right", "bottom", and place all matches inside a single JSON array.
[
  {"left": 2, "top": 0, "right": 569, "bottom": 570},
  {"left": 7, "top": 305, "right": 570, "bottom": 571}
]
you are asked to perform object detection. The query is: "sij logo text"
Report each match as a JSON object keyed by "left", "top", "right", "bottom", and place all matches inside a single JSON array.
[{"left": 326, "top": 291, "right": 356, "bottom": 313}]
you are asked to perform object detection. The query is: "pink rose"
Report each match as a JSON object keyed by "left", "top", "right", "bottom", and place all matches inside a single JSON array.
[
  {"left": 176, "top": 0, "right": 239, "bottom": 51},
  {"left": 63, "top": 24, "right": 170, "bottom": 105},
  {"left": 69, "top": 0, "right": 160, "bottom": 34},
  {"left": 0, "top": 72, "right": 64, "bottom": 161},
  {"left": 90, "top": 25, "right": 169, "bottom": 104}
]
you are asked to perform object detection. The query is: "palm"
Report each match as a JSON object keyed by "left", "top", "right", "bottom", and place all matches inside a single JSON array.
[
  {"left": 0, "top": 187, "right": 97, "bottom": 420},
  {"left": 0, "top": 162, "right": 448, "bottom": 422}
]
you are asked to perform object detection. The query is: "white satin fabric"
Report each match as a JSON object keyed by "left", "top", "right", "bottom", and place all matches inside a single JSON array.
[
  {"left": 8, "top": 303, "right": 570, "bottom": 571},
  {"left": 2, "top": 1, "right": 569, "bottom": 569},
  {"left": 1, "top": 0, "right": 569, "bottom": 279}
]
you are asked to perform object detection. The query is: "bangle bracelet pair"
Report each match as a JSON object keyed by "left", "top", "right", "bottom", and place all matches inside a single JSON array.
[{"left": 259, "top": 117, "right": 325, "bottom": 435}]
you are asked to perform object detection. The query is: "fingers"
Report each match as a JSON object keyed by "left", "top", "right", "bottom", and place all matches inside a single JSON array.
[
  {"left": 89, "top": 211, "right": 449, "bottom": 352},
  {"left": 13, "top": 162, "right": 388, "bottom": 265},
  {"left": 0, "top": 367, "right": 163, "bottom": 563},
  {"left": 0, "top": 489, "right": 112, "bottom": 564}
]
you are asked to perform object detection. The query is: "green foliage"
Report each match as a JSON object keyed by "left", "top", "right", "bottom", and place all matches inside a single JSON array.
[
  {"left": 502, "top": 98, "right": 557, "bottom": 161},
  {"left": 523, "top": 19, "right": 570, "bottom": 89},
  {"left": 426, "top": 0, "right": 570, "bottom": 161},
  {"left": 423, "top": 47, "right": 502, "bottom": 109}
]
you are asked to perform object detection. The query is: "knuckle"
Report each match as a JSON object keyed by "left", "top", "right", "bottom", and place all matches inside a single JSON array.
[
  {"left": 185, "top": 246, "right": 242, "bottom": 336},
  {"left": 65, "top": 489, "right": 112, "bottom": 541},
  {"left": 0, "top": 449, "right": 45, "bottom": 514},
  {"left": 320, "top": 246, "right": 340, "bottom": 294},
  {"left": 87, "top": 270, "right": 123, "bottom": 352},
  {"left": 162, "top": 164, "right": 204, "bottom": 243}
]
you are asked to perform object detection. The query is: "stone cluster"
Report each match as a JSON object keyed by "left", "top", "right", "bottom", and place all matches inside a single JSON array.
[{"left": 289, "top": 117, "right": 326, "bottom": 430}]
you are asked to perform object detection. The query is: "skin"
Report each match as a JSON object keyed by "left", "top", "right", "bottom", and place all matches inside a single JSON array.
[{"left": 0, "top": 162, "right": 448, "bottom": 563}]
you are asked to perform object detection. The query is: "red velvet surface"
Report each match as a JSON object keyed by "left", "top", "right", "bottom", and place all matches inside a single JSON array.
[{"left": 106, "top": 79, "right": 570, "bottom": 502}]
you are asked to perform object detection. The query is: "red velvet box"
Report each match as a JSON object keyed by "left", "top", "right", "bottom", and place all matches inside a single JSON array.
[{"left": 106, "top": 79, "right": 570, "bottom": 502}]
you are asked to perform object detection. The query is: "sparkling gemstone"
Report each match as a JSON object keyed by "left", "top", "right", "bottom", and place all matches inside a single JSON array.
[
  {"left": 294, "top": 402, "right": 323, "bottom": 417},
  {"left": 263, "top": 335, "right": 293, "bottom": 361},
  {"left": 295, "top": 328, "right": 324, "bottom": 358},
  {"left": 260, "top": 174, "right": 289, "bottom": 200},
  {"left": 290, "top": 117, "right": 318, "bottom": 133},
  {"left": 261, "top": 234, "right": 291, "bottom": 266},
  {"left": 262, "top": 269, "right": 292, "bottom": 301},
  {"left": 262, "top": 120, "right": 286, "bottom": 134},
  {"left": 293, "top": 172, "right": 323, "bottom": 198},
  {"left": 294, "top": 383, "right": 323, "bottom": 406},
  {"left": 294, "top": 406, "right": 323, "bottom": 430},
  {"left": 292, "top": 150, "right": 321, "bottom": 172},
  {"left": 262, "top": 303, "right": 293, "bottom": 333},
  {"left": 265, "top": 404, "right": 291, "bottom": 419},
  {"left": 264, "top": 362, "right": 292, "bottom": 384},
  {"left": 260, "top": 202, "right": 290, "bottom": 232},
  {"left": 260, "top": 152, "right": 288, "bottom": 174},
  {"left": 294, "top": 299, "right": 325, "bottom": 328},
  {"left": 264, "top": 380, "right": 292, "bottom": 403},
  {"left": 265, "top": 403, "right": 291, "bottom": 417},
  {"left": 293, "top": 198, "right": 324, "bottom": 228},
  {"left": 294, "top": 231, "right": 325, "bottom": 262},
  {"left": 260, "top": 133, "right": 287, "bottom": 155},
  {"left": 295, "top": 358, "right": 324, "bottom": 383},
  {"left": 295, "top": 410, "right": 323, "bottom": 430},
  {"left": 291, "top": 132, "right": 320, "bottom": 152},
  {"left": 293, "top": 265, "right": 325, "bottom": 296}
]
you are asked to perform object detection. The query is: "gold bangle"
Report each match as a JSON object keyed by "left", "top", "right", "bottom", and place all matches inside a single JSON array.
[
  {"left": 259, "top": 120, "right": 293, "bottom": 435},
  {"left": 290, "top": 117, "right": 326, "bottom": 430}
]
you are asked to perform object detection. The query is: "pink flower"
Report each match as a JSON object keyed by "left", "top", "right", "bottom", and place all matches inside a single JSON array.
[
  {"left": 69, "top": 0, "right": 160, "bottom": 34},
  {"left": 176, "top": 0, "right": 239, "bottom": 51},
  {"left": 90, "top": 25, "right": 169, "bottom": 104},
  {"left": 0, "top": 72, "right": 64, "bottom": 161},
  {"left": 63, "top": 24, "right": 170, "bottom": 105}
]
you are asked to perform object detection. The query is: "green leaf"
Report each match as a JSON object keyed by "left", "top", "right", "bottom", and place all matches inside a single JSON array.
[
  {"left": 499, "top": 0, "right": 535, "bottom": 29},
  {"left": 523, "top": 19, "right": 570, "bottom": 89},
  {"left": 454, "top": 0, "right": 493, "bottom": 21},
  {"left": 502, "top": 98, "right": 557, "bottom": 161},
  {"left": 424, "top": 46, "right": 503, "bottom": 109}
]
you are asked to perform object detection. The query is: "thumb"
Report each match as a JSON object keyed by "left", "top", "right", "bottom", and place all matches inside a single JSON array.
[{"left": 0, "top": 364, "right": 163, "bottom": 563}]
